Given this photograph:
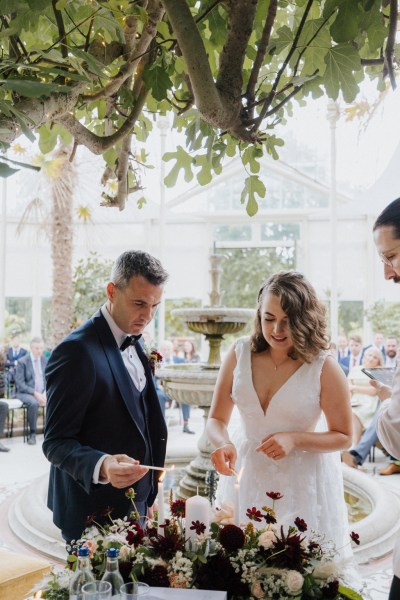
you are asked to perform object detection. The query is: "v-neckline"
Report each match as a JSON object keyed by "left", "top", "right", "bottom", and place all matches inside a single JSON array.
[{"left": 251, "top": 359, "right": 306, "bottom": 417}]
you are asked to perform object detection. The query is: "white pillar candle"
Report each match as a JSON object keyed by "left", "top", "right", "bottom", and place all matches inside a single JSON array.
[
  {"left": 234, "top": 468, "right": 243, "bottom": 526},
  {"left": 157, "top": 472, "right": 166, "bottom": 536},
  {"left": 185, "top": 494, "right": 211, "bottom": 548},
  {"left": 234, "top": 481, "right": 240, "bottom": 526}
]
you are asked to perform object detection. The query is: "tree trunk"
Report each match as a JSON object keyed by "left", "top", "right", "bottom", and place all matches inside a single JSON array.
[{"left": 50, "top": 146, "right": 75, "bottom": 348}]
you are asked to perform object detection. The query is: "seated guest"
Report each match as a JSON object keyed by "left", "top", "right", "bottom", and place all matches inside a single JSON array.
[
  {"left": 15, "top": 337, "right": 48, "bottom": 446},
  {"left": 340, "top": 334, "right": 363, "bottom": 370},
  {"left": 337, "top": 334, "right": 350, "bottom": 362},
  {"left": 0, "top": 350, "right": 10, "bottom": 451},
  {"left": 4, "top": 335, "right": 27, "bottom": 396},
  {"left": 329, "top": 343, "right": 348, "bottom": 376},
  {"left": 348, "top": 346, "right": 383, "bottom": 444},
  {"left": 361, "top": 331, "right": 386, "bottom": 362},
  {"left": 385, "top": 336, "right": 398, "bottom": 367}
]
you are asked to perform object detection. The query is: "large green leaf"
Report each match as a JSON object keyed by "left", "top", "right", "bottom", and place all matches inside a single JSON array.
[
  {"left": 163, "top": 146, "right": 194, "bottom": 187},
  {"left": 240, "top": 175, "right": 266, "bottom": 217},
  {"left": 324, "top": 43, "right": 361, "bottom": 102},
  {"left": 0, "top": 161, "right": 19, "bottom": 177},
  {"left": 142, "top": 65, "right": 173, "bottom": 102},
  {"left": 330, "top": 1, "right": 362, "bottom": 43},
  {"left": 1, "top": 79, "right": 71, "bottom": 98}
]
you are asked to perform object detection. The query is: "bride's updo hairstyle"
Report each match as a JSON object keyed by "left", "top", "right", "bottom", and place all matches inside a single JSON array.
[{"left": 250, "top": 271, "right": 329, "bottom": 363}]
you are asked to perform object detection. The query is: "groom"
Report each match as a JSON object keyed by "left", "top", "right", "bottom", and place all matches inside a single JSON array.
[
  {"left": 370, "top": 198, "right": 400, "bottom": 600},
  {"left": 43, "top": 250, "right": 168, "bottom": 542}
]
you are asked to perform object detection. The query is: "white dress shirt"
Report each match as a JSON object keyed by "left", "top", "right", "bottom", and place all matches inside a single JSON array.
[{"left": 93, "top": 305, "right": 147, "bottom": 483}]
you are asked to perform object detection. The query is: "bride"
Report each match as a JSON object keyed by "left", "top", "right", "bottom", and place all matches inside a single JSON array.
[{"left": 206, "top": 271, "right": 353, "bottom": 555}]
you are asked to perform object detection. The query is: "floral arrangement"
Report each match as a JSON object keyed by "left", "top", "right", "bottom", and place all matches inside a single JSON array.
[
  {"left": 146, "top": 348, "right": 163, "bottom": 375},
  {"left": 34, "top": 490, "right": 363, "bottom": 600}
]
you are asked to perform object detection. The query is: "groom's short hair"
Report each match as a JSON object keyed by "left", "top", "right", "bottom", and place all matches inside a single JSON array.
[
  {"left": 373, "top": 197, "right": 400, "bottom": 238},
  {"left": 111, "top": 250, "right": 169, "bottom": 289}
]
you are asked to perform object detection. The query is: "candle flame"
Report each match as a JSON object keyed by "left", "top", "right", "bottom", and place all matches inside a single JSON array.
[
  {"left": 34, "top": 592, "right": 43, "bottom": 599},
  {"left": 170, "top": 464, "right": 175, "bottom": 471},
  {"left": 159, "top": 469, "right": 167, "bottom": 482},
  {"left": 237, "top": 467, "right": 244, "bottom": 483}
]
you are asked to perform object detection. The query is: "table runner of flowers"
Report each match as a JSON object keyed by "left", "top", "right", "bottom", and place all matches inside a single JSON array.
[{"left": 35, "top": 490, "right": 364, "bottom": 600}]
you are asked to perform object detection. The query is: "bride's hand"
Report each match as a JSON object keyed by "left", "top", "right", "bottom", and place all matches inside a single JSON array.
[
  {"left": 255, "top": 432, "right": 295, "bottom": 460},
  {"left": 210, "top": 442, "right": 237, "bottom": 476}
]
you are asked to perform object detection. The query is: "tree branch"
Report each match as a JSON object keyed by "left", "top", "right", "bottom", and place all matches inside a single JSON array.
[
  {"left": 52, "top": 0, "right": 68, "bottom": 60},
  {"left": 251, "top": 0, "right": 314, "bottom": 132},
  {"left": 115, "top": 133, "right": 132, "bottom": 211},
  {"left": 83, "top": 0, "right": 164, "bottom": 102},
  {"left": 384, "top": 0, "right": 397, "bottom": 89},
  {"left": 246, "top": 0, "right": 278, "bottom": 107},
  {"left": 216, "top": 0, "right": 258, "bottom": 110}
]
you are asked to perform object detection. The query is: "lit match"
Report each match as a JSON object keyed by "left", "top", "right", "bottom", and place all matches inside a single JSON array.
[{"left": 118, "top": 462, "right": 175, "bottom": 472}]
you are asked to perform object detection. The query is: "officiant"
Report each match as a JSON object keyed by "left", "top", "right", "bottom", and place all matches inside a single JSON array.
[{"left": 43, "top": 250, "right": 168, "bottom": 543}]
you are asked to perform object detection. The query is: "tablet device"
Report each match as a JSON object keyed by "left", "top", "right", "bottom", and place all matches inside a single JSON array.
[{"left": 361, "top": 367, "right": 396, "bottom": 386}]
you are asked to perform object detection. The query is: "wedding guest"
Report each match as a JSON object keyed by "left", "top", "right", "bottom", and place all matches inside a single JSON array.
[
  {"left": 15, "top": 337, "right": 48, "bottom": 446},
  {"left": 348, "top": 346, "right": 383, "bottom": 445},
  {"left": 0, "top": 350, "right": 10, "bottom": 452},
  {"left": 43, "top": 250, "right": 168, "bottom": 543},
  {"left": 329, "top": 342, "right": 348, "bottom": 376},
  {"left": 369, "top": 198, "right": 400, "bottom": 598},
  {"left": 340, "top": 334, "right": 363, "bottom": 371},
  {"left": 385, "top": 336, "right": 398, "bottom": 367},
  {"left": 4, "top": 335, "right": 27, "bottom": 396},
  {"left": 206, "top": 271, "right": 352, "bottom": 557},
  {"left": 362, "top": 332, "right": 386, "bottom": 362},
  {"left": 337, "top": 334, "right": 350, "bottom": 362},
  {"left": 183, "top": 340, "right": 201, "bottom": 363}
]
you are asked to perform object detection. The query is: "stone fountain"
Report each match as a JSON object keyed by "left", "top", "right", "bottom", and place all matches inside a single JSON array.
[{"left": 157, "top": 252, "right": 254, "bottom": 499}]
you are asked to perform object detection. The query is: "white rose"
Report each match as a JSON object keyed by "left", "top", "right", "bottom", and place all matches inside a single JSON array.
[
  {"left": 119, "top": 545, "right": 131, "bottom": 561},
  {"left": 285, "top": 570, "right": 304, "bottom": 594},
  {"left": 258, "top": 530, "right": 276, "bottom": 549},
  {"left": 212, "top": 501, "right": 234, "bottom": 524},
  {"left": 312, "top": 561, "right": 340, "bottom": 580}
]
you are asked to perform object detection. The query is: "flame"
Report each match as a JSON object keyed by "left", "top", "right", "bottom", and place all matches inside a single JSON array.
[
  {"left": 170, "top": 464, "right": 175, "bottom": 471},
  {"left": 236, "top": 467, "right": 244, "bottom": 483},
  {"left": 159, "top": 469, "right": 166, "bottom": 482},
  {"left": 34, "top": 592, "right": 43, "bottom": 599}
]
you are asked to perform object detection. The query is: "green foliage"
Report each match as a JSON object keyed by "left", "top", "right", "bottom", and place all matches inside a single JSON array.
[
  {"left": 338, "top": 301, "right": 364, "bottom": 337},
  {"left": 0, "top": 0, "right": 398, "bottom": 211},
  {"left": 364, "top": 300, "right": 400, "bottom": 339},
  {"left": 72, "top": 252, "right": 114, "bottom": 326}
]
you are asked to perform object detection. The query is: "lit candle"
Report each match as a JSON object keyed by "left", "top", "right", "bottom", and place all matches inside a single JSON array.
[
  {"left": 185, "top": 492, "right": 211, "bottom": 548},
  {"left": 234, "top": 468, "right": 243, "bottom": 526},
  {"left": 157, "top": 470, "right": 166, "bottom": 536}
]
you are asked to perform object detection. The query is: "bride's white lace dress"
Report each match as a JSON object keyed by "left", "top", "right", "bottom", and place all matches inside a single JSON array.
[{"left": 216, "top": 337, "right": 351, "bottom": 557}]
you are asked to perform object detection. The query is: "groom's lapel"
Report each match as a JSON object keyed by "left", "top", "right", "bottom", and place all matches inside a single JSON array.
[{"left": 91, "top": 311, "right": 145, "bottom": 436}]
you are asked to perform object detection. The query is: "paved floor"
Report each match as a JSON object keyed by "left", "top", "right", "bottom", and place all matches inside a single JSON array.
[{"left": 1, "top": 406, "right": 399, "bottom": 599}]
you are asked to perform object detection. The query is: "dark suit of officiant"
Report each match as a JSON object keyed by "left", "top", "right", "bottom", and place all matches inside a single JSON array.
[{"left": 43, "top": 310, "right": 167, "bottom": 542}]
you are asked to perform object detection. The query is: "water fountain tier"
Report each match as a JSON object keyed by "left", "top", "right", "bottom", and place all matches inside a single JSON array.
[{"left": 157, "top": 252, "right": 254, "bottom": 499}]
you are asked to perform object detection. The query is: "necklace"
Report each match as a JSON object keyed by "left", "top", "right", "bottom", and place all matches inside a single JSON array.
[{"left": 268, "top": 353, "right": 290, "bottom": 371}]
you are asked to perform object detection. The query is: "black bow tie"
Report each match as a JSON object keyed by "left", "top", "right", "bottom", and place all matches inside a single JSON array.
[{"left": 120, "top": 335, "right": 142, "bottom": 352}]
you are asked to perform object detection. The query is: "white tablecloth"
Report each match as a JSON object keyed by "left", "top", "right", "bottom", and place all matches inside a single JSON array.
[{"left": 146, "top": 589, "right": 227, "bottom": 600}]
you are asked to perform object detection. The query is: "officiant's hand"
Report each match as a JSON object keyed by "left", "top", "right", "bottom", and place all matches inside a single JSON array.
[
  {"left": 256, "top": 432, "right": 295, "bottom": 460},
  {"left": 210, "top": 442, "right": 237, "bottom": 476},
  {"left": 100, "top": 454, "right": 149, "bottom": 488},
  {"left": 369, "top": 380, "right": 392, "bottom": 401}
]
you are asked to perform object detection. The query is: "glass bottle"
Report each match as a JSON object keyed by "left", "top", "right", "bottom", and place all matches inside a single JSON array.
[
  {"left": 69, "top": 545, "right": 95, "bottom": 600},
  {"left": 101, "top": 547, "right": 124, "bottom": 598}
]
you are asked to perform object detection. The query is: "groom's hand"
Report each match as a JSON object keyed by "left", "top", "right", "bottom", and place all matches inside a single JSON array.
[{"left": 100, "top": 454, "right": 149, "bottom": 489}]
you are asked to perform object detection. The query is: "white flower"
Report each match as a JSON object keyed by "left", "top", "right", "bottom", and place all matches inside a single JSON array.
[
  {"left": 258, "top": 529, "right": 276, "bottom": 549},
  {"left": 119, "top": 545, "right": 131, "bottom": 561},
  {"left": 312, "top": 560, "right": 340, "bottom": 580},
  {"left": 285, "top": 570, "right": 304, "bottom": 594},
  {"left": 212, "top": 501, "right": 235, "bottom": 525}
]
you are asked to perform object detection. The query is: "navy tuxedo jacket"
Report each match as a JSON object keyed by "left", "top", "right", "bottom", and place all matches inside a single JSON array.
[
  {"left": 15, "top": 353, "right": 47, "bottom": 395},
  {"left": 5, "top": 346, "right": 27, "bottom": 370},
  {"left": 43, "top": 311, "right": 167, "bottom": 541}
]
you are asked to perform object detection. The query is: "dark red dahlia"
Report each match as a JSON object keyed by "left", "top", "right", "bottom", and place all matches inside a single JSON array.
[
  {"left": 125, "top": 522, "right": 145, "bottom": 546},
  {"left": 148, "top": 525, "right": 185, "bottom": 559},
  {"left": 141, "top": 564, "right": 170, "bottom": 587},
  {"left": 170, "top": 499, "right": 186, "bottom": 518},
  {"left": 272, "top": 526, "right": 307, "bottom": 570},
  {"left": 196, "top": 552, "right": 249, "bottom": 596},
  {"left": 246, "top": 507, "right": 263, "bottom": 522},
  {"left": 350, "top": 531, "right": 360, "bottom": 545},
  {"left": 266, "top": 491, "right": 283, "bottom": 500},
  {"left": 294, "top": 517, "right": 307, "bottom": 532},
  {"left": 321, "top": 580, "right": 340, "bottom": 598},
  {"left": 219, "top": 524, "right": 245, "bottom": 552}
]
